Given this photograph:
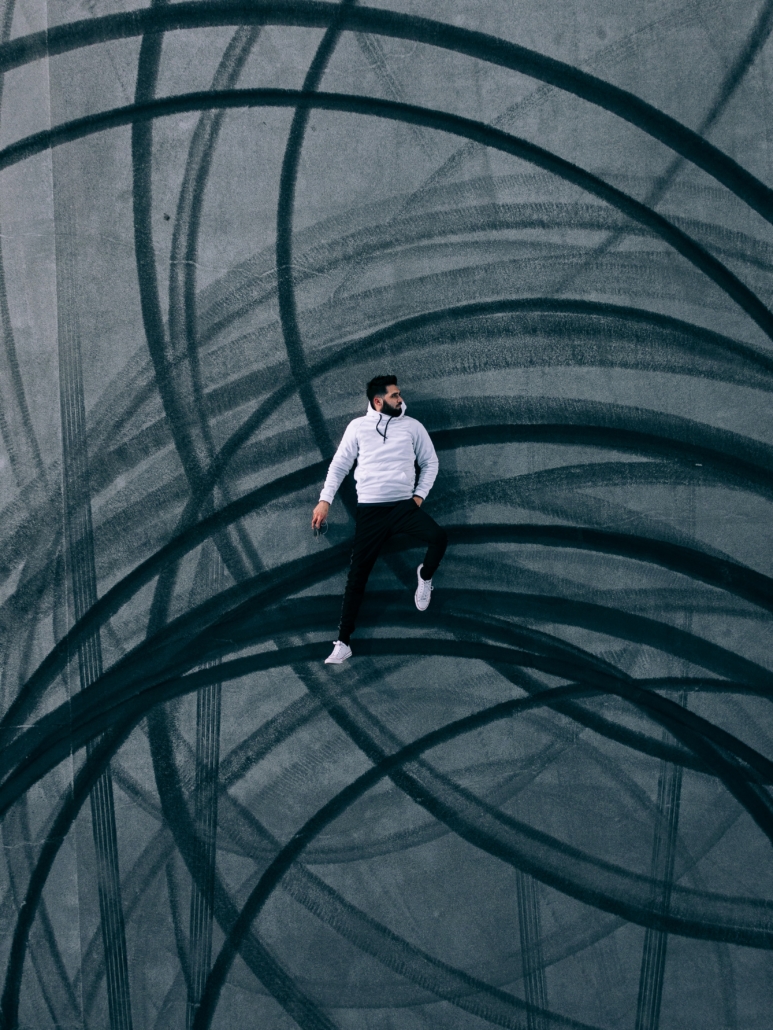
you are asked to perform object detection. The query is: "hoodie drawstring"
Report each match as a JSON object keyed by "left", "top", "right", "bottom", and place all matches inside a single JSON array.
[{"left": 375, "top": 412, "right": 395, "bottom": 443}]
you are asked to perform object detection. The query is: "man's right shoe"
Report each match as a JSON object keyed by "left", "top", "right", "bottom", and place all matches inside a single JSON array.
[
  {"left": 325, "top": 640, "right": 352, "bottom": 664},
  {"left": 415, "top": 564, "right": 433, "bottom": 610}
]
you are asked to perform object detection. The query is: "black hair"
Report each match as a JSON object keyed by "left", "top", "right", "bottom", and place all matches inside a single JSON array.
[{"left": 366, "top": 375, "right": 397, "bottom": 406}]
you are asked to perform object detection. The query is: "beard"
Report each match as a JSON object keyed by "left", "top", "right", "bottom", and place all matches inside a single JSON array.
[{"left": 381, "top": 398, "right": 402, "bottom": 417}]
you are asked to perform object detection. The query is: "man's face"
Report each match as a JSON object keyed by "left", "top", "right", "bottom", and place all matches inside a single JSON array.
[{"left": 375, "top": 384, "right": 403, "bottom": 416}]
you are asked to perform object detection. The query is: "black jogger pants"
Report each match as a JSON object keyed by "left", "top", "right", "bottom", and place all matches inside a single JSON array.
[{"left": 337, "top": 498, "right": 448, "bottom": 645}]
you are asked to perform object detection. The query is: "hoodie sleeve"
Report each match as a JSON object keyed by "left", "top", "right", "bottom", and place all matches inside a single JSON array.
[
  {"left": 412, "top": 422, "right": 439, "bottom": 499},
  {"left": 319, "top": 421, "right": 359, "bottom": 504}
]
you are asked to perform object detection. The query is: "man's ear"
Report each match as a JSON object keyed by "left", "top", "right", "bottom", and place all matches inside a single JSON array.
[{"left": 372, "top": 395, "right": 382, "bottom": 411}]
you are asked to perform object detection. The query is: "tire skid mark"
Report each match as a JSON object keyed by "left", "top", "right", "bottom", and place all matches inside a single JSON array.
[
  {"left": 634, "top": 723, "right": 684, "bottom": 1030},
  {"left": 1, "top": 6, "right": 770, "bottom": 1021},
  {"left": 190, "top": 675, "right": 773, "bottom": 1030},
  {"left": 8, "top": 491, "right": 773, "bottom": 766},
  {"left": 7, "top": 506, "right": 773, "bottom": 786},
  {"left": 94, "top": 667, "right": 739, "bottom": 1019},
  {"left": 141, "top": 49, "right": 342, "bottom": 1015},
  {"left": 0, "top": 3, "right": 772, "bottom": 222},
  {"left": 4, "top": 628, "right": 773, "bottom": 948},
  {"left": 54, "top": 191, "right": 133, "bottom": 1030},
  {"left": 0, "top": 0, "right": 45, "bottom": 497},
  {"left": 57, "top": 292, "right": 773, "bottom": 572},
  {"left": 131, "top": 0, "right": 252, "bottom": 596},
  {"left": 195, "top": 195, "right": 773, "bottom": 349},
  {"left": 5, "top": 676, "right": 598, "bottom": 1030},
  {"left": 3, "top": 799, "right": 80, "bottom": 1024},
  {"left": 168, "top": 24, "right": 263, "bottom": 579},
  {"left": 1, "top": 666, "right": 738, "bottom": 1030},
  {"left": 554, "top": 0, "right": 773, "bottom": 301},
  {"left": 165, "top": 658, "right": 575, "bottom": 1025},
  {"left": 109, "top": 670, "right": 739, "bottom": 868},
  {"left": 3, "top": 91, "right": 773, "bottom": 348},
  {"left": 0, "top": 622, "right": 770, "bottom": 1025},
  {"left": 12, "top": 391, "right": 773, "bottom": 732},
  {"left": 164, "top": 28, "right": 262, "bottom": 1027},
  {"left": 186, "top": 546, "right": 224, "bottom": 1028},
  {"left": 26, "top": 297, "right": 765, "bottom": 727}
]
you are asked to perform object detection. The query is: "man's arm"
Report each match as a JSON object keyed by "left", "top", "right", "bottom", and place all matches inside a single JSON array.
[
  {"left": 320, "top": 422, "right": 359, "bottom": 503},
  {"left": 312, "top": 422, "right": 358, "bottom": 527},
  {"left": 412, "top": 423, "right": 439, "bottom": 502}
]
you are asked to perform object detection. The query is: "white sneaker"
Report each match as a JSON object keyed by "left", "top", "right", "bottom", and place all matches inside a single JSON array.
[
  {"left": 415, "top": 565, "right": 433, "bottom": 611},
  {"left": 324, "top": 640, "right": 352, "bottom": 664}
]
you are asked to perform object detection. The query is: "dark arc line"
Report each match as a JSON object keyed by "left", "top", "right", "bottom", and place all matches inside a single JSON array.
[
  {"left": 7, "top": 505, "right": 773, "bottom": 748},
  {"left": 0, "top": 1, "right": 772, "bottom": 223},
  {"left": 2, "top": 90, "right": 773, "bottom": 350},
  {"left": 189, "top": 671, "right": 773, "bottom": 1030}
]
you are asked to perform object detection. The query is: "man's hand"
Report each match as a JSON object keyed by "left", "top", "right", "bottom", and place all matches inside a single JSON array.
[
  {"left": 312, "top": 501, "right": 330, "bottom": 529},
  {"left": 412, "top": 495, "right": 423, "bottom": 507}
]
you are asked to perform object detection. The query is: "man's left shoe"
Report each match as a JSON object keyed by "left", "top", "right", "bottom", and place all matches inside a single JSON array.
[{"left": 415, "top": 564, "right": 433, "bottom": 611}]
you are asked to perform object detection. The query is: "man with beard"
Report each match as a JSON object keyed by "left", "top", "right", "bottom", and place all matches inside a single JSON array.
[{"left": 312, "top": 375, "right": 447, "bottom": 663}]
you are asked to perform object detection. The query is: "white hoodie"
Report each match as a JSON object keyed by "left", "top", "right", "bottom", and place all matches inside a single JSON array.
[{"left": 319, "top": 401, "right": 439, "bottom": 505}]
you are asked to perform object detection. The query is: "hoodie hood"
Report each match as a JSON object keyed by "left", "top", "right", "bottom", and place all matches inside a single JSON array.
[{"left": 366, "top": 399, "right": 406, "bottom": 443}]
